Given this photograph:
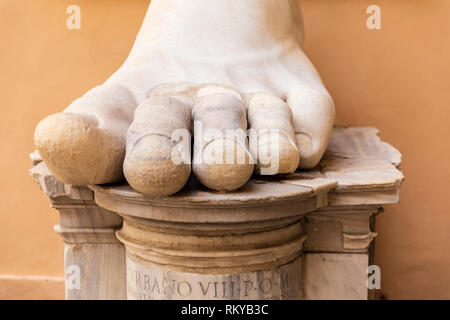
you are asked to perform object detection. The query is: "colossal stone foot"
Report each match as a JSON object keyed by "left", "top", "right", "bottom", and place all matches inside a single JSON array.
[{"left": 34, "top": 0, "right": 335, "bottom": 195}]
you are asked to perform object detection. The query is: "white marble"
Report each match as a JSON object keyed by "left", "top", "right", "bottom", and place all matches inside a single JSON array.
[{"left": 304, "top": 253, "right": 369, "bottom": 300}]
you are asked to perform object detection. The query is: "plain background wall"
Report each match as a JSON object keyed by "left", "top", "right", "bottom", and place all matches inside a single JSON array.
[{"left": 0, "top": 0, "right": 449, "bottom": 299}]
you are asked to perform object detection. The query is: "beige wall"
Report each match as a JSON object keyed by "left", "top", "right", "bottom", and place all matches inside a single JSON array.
[{"left": 0, "top": 0, "right": 449, "bottom": 299}]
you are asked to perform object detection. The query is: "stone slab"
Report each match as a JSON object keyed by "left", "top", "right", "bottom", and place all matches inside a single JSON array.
[{"left": 304, "top": 253, "right": 369, "bottom": 300}]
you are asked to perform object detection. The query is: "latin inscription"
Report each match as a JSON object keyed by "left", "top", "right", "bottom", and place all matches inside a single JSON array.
[{"left": 126, "top": 256, "right": 302, "bottom": 300}]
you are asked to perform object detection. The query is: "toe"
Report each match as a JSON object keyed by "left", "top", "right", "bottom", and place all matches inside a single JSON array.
[
  {"left": 192, "top": 88, "right": 254, "bottom": 191},
  {"left": 247, "top": 93, "right": 299, "bottom": 174},
  {"left": 287, "top": 87, "right": 335, "bottom": 169},
  {"left": 123, "top": 135, "right": 191, "bottom": 197},
  {"left": 193, "top": 138, "right": 253, "bottom": 191},
  {"left": 123, "top": 94, "right": 193, "bottom": 196},
  {"left": 34, "top": 112, "right": 125, "bottom": 185}
]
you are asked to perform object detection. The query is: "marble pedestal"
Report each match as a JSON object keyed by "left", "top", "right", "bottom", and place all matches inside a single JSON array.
[{"left": 30, "top": 127, "right": 403, "bottom": 300}]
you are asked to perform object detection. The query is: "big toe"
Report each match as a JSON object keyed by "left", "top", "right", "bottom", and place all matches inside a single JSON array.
[{"left": 34, "top": 112, "right": 124, "bottom": 185}]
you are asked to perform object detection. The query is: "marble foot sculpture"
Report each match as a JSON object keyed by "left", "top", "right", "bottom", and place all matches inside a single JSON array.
[{"left": 34, "top": 0, "right": 335, "bottom": 196}]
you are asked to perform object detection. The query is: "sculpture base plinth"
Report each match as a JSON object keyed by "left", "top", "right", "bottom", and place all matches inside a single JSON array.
[
  {"left": 30, "top": 127, "right": 404, "bottom": 300},
  {"left": 92, "top": 178, "right": 320, "bottom": 300}
]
